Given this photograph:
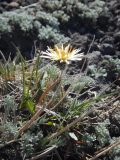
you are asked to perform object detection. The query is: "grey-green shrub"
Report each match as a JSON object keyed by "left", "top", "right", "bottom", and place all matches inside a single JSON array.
[
  {"left": 0, "top": 9, "right": 69, "bottom": 43},
  {"left": 0, "top": 0, "right": 108, "bottom": 45}
]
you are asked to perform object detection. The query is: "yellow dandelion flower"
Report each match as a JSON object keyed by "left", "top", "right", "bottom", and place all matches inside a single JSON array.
[{"left": 40, "top": 44, "right": 84, "bottom": 64}]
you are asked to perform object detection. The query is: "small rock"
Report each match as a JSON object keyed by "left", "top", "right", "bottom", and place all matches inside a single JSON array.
[
  {"left": 115, "top": 51, "right": 120, "bottom": 58},
  {"left": 113, "top": 101, "right": 120, "bottom": 106},
  {"left": 114, "top": 31, "right": 120, "bottom": 42},
  {"left": 0, "top": 6, "right": 4, "bottom": 13},
  {"left": 87, "top": 51, "right": 101, "bottom": 65},
  {"left": 100, "top": 43, "right": 115, "bottom": 55},
  {"left": 70, "top": 33, "right": 89, "bottom": 51},
  {"left": 0, "top": 2, "right": 8, "bottom": 7},
  {"left": 96, "top": 30, "right": 105, "bottom": 38},
  {"left": 7, "top": 2, "right": 19, "bottom": 8},
  {"left": 101, "top": 36, "right": 114, "bottom": 44}
]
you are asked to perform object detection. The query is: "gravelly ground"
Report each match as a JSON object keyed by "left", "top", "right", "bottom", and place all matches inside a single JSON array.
[{"left": 0, "top": 0, "right": 120, "bottom": 160}]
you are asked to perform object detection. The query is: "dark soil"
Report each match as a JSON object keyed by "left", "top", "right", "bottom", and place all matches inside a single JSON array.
[
  {"left": 0, "top": 0, "right": 120, "bottom": 160},
  {"left": 0, "top": 0, "right": 39, "bottom": 13}
]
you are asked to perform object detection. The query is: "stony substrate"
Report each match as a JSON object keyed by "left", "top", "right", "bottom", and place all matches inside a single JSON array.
[{"left": 0, "top": 0, "right": 120, "bottom": 160}]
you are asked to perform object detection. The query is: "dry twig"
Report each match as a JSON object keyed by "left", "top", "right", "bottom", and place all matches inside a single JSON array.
[
  {"left": 27, "top": 145, "right": 58, "bottom": 160},
  {"left": 88, "top": 140, "right": 120, "bottom": 160}
]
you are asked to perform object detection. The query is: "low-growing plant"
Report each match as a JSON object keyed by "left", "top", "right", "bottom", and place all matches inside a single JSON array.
[
  {"left": 88, "top": 56, "right": 120, "bottom": 82},
  {"left": 0, "top": 44, "right": 116, "bottom": 159}
]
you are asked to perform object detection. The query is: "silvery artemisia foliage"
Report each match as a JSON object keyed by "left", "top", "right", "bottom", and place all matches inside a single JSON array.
[
  {"left": 0, "top": 9, "right": 69, "bottom": 43},
  {"left": 41, "top": 0, "right": 108, "bottom": 22},
  {"left": 0, "top": 0, "right": 108, "bottom": 43}
]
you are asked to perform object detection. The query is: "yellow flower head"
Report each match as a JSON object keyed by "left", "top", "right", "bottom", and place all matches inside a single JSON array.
[{"left": 41, "top": 44, "right": 84, "bottom": 64}]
